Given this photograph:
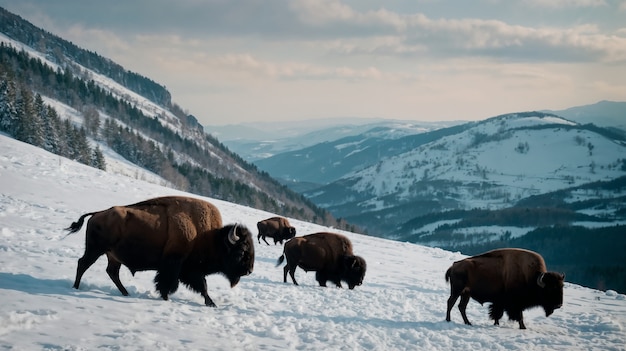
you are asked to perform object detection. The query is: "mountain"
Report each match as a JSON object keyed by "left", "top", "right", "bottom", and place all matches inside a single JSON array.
[
  {"left": 0, "top": 7, "right": 342, "bottom": 229},
  {"left": 254, "top": 122, "right": 470, "bottom": 186},
  {"left": 208, "top": 118, "right": 461, "bottom": 162},
  {"left": 304, "top": 112, "right": 626, "bottom": 235},
  {"left": 544, "top": 100, "right": 626, "bottom": 131},
  {"left": 2, "top": 133, "right": 626, "bottom": 350}
]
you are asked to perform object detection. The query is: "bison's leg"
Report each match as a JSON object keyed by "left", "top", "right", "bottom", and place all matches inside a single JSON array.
[
  {"left": 446, "top": 292, "right": 459, "bottom": 322},
  {"left": 179, "top": 271, "right": 216, "bottom": 307},
  {"left": 315, "top": 271, "right": 328, "bottom": 287},
  {"left": 284, "top": 264, "right": 299, "bottom": 285},
  {"left": 489, "top": 303, "right": 504, "bottom": 326},
  {"left": 262, "top": 236, "right": 271, "bottom": 245},
  {"left": 258, "top": 233, "right": 270, "bottom": 245},
  {"left": 518, "top": 315, "right": 526, "bottom": 330},
  {"left": 458, "top": 292, "right": 472, "bottom": 325},
  {"left": 105, "top": 254, "right": 129, "bottom": 296},
  {"left": 506, "top": 309, "right": 526, "bottom": 329},
  {"left": 154, "top": 256, "right": 182, "bottom": 301},
  {"left": 73, "top": 248, "right": 105, "bottom": 290}
]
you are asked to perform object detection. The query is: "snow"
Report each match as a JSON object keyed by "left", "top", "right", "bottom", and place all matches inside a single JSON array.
[
  {"left": 350, "top": 114, "right": 626, "bottom": 211},
  {"left": 1, "top": 133, "right": 626, "bottom": 350}
]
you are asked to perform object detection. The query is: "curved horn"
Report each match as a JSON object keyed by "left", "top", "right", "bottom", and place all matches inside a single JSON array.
[
  {"left": 537, "top": 272, "right": 546, "bottom": 288},
  {"left": 228, "top": 224, "right": 240, "bottom": 245}
]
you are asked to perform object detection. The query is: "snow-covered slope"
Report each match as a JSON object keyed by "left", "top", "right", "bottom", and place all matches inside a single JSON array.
[
  {"left": 351, "top": 113, "right": 624, "bottom": 206},
  {"left": 2, "top": 134, "right": 625, "bottom": 350},
  {"left": 0, "top": 33, "right": 190, "bottom": 139},
  {"left": 304, "top": 113, "right": 626, "bottom": 237}
]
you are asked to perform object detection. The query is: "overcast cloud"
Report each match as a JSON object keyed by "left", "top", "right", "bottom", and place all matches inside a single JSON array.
[{"left": 1, "top": 0, "right": 624, "bottom": 124}]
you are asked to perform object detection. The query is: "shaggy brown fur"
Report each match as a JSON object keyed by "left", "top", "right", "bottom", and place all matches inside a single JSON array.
[
  {"left": 257, "top": 216, "right": 296, "bottom": 245},
  {"left": 445, "top": 248, "right": 564, "bottom": 329},
  {"left": 66, "top": 196, "right": 254, "bottom": 306},
  {"left": 276, "top": 232, "right": 366, "bottom": 289}
]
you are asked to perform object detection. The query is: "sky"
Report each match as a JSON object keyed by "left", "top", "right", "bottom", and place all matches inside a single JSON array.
[
  {"left": 2, "top": 132, "right": 626, "bottom": 350},
  {"left": 1, "top": 0, "right": 625, "bottom": 125}
]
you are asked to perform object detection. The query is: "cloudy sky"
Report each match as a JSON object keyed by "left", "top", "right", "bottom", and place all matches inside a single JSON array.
[{"left": 1, "top": 0, "right": 625, "bottom": 125}]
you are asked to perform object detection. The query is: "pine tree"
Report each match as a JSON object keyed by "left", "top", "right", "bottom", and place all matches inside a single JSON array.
[
  {"left": 82, "top": 105, "right": 100, "bottom": 137},
  {"left": 60, "top": 119, "right": 74, "bottom": 159},
  {"left": 42, "top": 105, "right": 61, "bottom": 153},
  {"left": 0, "top": 79, "right": 18, "bottom": 134},
  {"left": 73, "top": 127, "right": 92, "bottom": 164},
  {"left": 91, "top": 145, "right": 106, "bottom": 170},
  {"left": 28, "top": 93, "right": 46, "bottom": 147},
  {"left": 14, "top": 87, "right": 35, "bottom": 143}
]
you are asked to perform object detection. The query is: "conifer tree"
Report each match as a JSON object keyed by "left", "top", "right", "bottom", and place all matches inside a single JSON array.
[
  {"left": 28, "top": 93, "right": 46, "bottom": 147},
  {"left": 74, "top": 127, "right": 92, "bottom": 164},
  {"left": 42, "top": 105, "right": 61, "bottom": 153},
  {"left": 0, "top": 79, "right": 18, "bottom": 134},
  {"left": 91, "top": 145, "right": 106, "bottom": 170}
]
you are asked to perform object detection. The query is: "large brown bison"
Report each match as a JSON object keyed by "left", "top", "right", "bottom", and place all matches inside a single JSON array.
[
  {"left": 445, "top": 248, "right": 564, "bottom": 329},
  {"left": 276, "top": 232, "right": 366, "bottom": 289},
  {"left": 66, "top": 196, "right": 255, "bottom": 307},
  {"left": 257, "top": 216, "right": 296, "bottom": 245}
]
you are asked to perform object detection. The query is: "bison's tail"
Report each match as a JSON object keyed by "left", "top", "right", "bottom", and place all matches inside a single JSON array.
[
  {"left": 275, "top": 254, "right": 285, "bottom": 267},
  {"left": 445, "top": 267, "right": 452, "bottom": 282},
  {"left": 64, "top": 212, "right": 97, "bottom": 234}
]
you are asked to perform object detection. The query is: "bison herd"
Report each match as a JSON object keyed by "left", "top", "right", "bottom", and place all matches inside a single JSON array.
[{"left": 66, "top": 196, "right": 564, "bottom": 329}]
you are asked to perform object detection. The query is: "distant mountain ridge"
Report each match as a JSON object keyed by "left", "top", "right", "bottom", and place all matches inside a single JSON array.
[
  {"left": 236, "top": 111, "right": 626, "bottom": 242},
  {"left": 207, "top": 119, "right": 461, "bottom": 161},
  {"left": 254, "top": 122, "right": 471, "bottom": 186},
  {"left": 543, "top": 100, "right": 626, "bottom": 130}
]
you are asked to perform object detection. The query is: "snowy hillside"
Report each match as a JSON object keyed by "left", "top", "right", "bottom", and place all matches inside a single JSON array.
[
  {"left": 351, "top": 113, "right": 624, "bottom": 207},
  {"left": 304, "top": 113, "right": 626, "bottom": 237},
  {"left": 0, "top": 33, "right": 195, "bottom": 140},
  {"left": 1, "top": 17, "right": 331, "bottom": 224},
  {"left": 2, "top": 134, "right": 626, "bottom": 350}
]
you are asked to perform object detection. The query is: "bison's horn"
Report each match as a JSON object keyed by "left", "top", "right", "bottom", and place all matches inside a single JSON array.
[
  {"left": 537, "top": 272, "right": 546, "bottom": 288},
  {"left": 228, "top": 224, "right": 240, "bottom": 244}
]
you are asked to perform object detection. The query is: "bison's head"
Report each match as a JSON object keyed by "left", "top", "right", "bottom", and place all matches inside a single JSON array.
[
  {"left": 282, "top": 226, "right": 296, "bottom": 240},
  {"left": 221, "top": 224, "right": 255, "bottom": 287},
  {"left": 537, "top": 272, "right": 565, "bottom": 316},
  {"left": 342, "top": 255, "right": 367, "bottom": 289}
]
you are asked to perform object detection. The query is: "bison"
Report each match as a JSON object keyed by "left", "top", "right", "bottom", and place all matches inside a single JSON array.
[
  {"left": 276, "top": 232, "right": 366, "bottom": 289},
  {"left": 65, "top": 196, "right": 255, "bottom": 307},
  {"left": 445, "top": 248, "right": 564, "bottom": 329},
  {"left": 257, "top": 216, "right": 296, "bottom": 245}
]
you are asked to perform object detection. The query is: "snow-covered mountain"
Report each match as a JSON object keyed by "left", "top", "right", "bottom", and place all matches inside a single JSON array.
[
  {"left": 544, "top": 100, "right": 626, "bottom": 130},
  {"left": 2, "top": 133, "right": 626, "bottom": 350},
  {"left": 208, "top": 118, "right": 461, "bottom": 162},
  {"left": 302, "top": 113, "right": 626, "bottom": 236}
]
